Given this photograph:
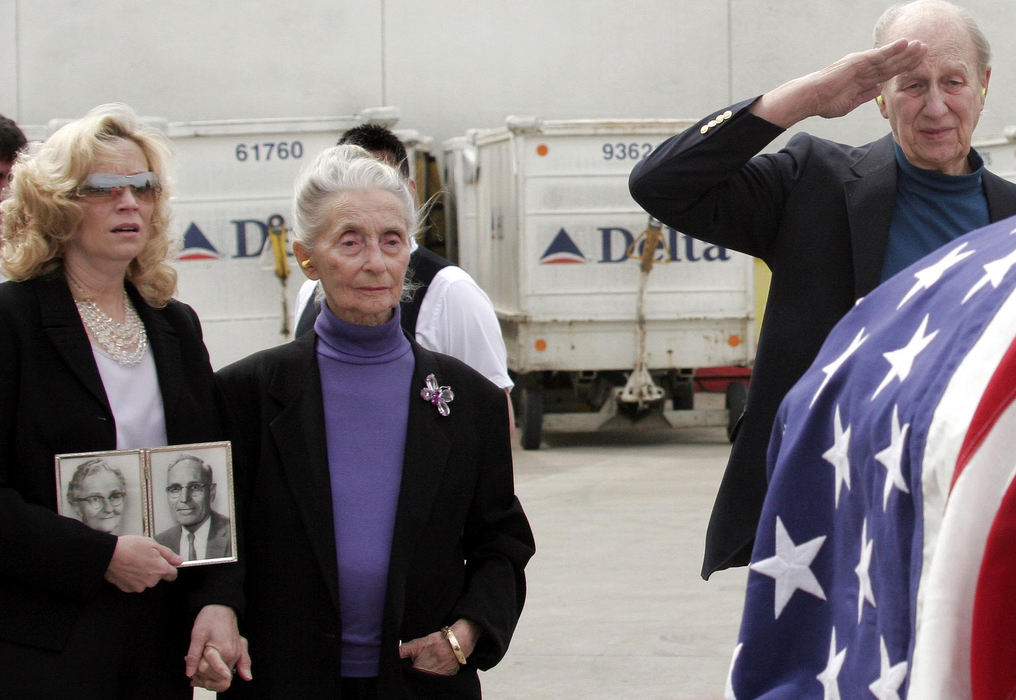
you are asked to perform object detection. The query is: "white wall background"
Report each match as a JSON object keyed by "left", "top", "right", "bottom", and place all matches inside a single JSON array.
[{"left": 3, "top": 0, "right": 1014, "bottom": 151}]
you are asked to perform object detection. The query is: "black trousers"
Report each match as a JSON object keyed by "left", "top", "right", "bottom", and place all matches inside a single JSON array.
[
  {"left": 341, "top": 676, "right": 379, "bottom": 700},
  {"left": 0, "top": 584, "right": 190, "bottom": 700}
]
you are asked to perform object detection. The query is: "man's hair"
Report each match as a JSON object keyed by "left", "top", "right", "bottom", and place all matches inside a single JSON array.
[
  {"left": 0, "top": 114, "right": 27, "bottom": 162},
  {"left": 167, "top": 455, "right": 213, "bottom": 484},
  {"left": 873, "top": 0, "right": 991, "bottom": 75},
  {"left": 338, "top": 123, "right": 411, "bottom": 179}
]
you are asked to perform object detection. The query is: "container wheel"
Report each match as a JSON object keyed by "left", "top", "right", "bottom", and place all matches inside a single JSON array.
[
  {"left": 520, "top": 384, "right": 543, "bottom": 450},
  {"left": 725, "top": 381, "right": 747, "bottom": 443}
]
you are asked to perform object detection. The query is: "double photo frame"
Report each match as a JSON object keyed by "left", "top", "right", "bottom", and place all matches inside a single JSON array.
[{"left": 55, "top": 440, "right": 237, "bottom": 567}]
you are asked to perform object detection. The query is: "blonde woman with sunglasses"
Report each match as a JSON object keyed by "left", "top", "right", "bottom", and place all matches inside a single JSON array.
[{"left": 0, "top": 103, "right": 249, "bottom": 698}]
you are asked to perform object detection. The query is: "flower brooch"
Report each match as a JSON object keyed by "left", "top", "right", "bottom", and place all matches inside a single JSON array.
[{"left": 421, "top": 373, "right": 455, "bottom": 416}]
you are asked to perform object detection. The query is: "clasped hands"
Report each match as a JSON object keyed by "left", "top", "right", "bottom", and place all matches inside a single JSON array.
[
  {"left": 186, "top": 604, "right": 252, "bottom": 692},
  {"left": 103, "top": 537, "right": 251, "bottom": 691}
]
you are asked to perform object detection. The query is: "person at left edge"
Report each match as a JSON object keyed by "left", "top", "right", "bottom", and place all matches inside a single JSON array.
[
  {"left": 0, "top": 113, "right": 26, "bottom": 194},
  {"left": 0, "top": 113, "right": 27, "bottom": 282},
  {"left": 216, "top": 144, "right": 534, "bottom": 698},
  {"left": 0, "top": 103, "right": 250, "bottom": 698}
]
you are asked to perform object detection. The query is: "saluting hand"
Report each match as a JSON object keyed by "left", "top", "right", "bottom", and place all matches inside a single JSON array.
[{"left": 752, "top": 38, "right": 927, "bottom": 127}]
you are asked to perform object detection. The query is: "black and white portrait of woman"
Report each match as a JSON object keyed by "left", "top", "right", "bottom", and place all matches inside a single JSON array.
[{"left": 58, "top": 451, "right": 146, "bottom": 536}]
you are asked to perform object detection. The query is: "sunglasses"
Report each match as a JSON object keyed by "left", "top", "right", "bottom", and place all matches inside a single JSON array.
[{"left": 76, "top": 172, "right": 161, "bottom": 202}]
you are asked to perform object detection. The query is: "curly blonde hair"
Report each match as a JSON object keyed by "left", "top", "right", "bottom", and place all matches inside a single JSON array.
[{"left": 0, "top": 103, "right": 177, "bottom": 306}]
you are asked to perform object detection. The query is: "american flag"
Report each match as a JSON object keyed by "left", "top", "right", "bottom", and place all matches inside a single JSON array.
[{"left": 726, "top": 216, "right": 1016, "bottom": 699}]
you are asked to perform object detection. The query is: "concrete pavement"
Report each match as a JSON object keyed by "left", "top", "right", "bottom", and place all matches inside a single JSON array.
[{"left": 480, "top": 420, "right": 747, "bottom": 699}]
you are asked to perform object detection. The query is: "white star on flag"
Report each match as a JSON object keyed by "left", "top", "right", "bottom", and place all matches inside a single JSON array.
[
  {"left": 897, "top": 242, "right": 975, "bottom": 309},
  {"left": 817, "top": 627, "right": 847, "bottom": 700},
  {"left": 872, "top": 315, "right": 938, "bottom": 400},
  {"left": 855, "top": 519, "right": 875, "bottom": 622},
  {"left": 724, "top": 643, "right": 742, "bottom": 700},
  {"left": 749, "top": 516, "right": 827, "bottom": 619},
  {"left": 875, "top": 405, "right": 911, "bottom": 510},
  {"left": 822, "top": 405, "right": 852, "bottom": 507},
  {"left": 962, "top": 247, "right": 1016, "bottom": 304},
  {"left": 811, "top": 328, "right": 869, "bottom": 408},
  {"left": 868, "top": 637, "right": 908, "bottom": 700}
]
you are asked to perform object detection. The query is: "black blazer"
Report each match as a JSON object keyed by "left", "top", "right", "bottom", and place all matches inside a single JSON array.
[
  {"left": 630, "top": 99, "right": 1016, "bottom": 578},
  {"left": 0, "top": 274, "right": 240, "bottom": 688},
  {"left": 216, "top": 331, "right": 534, "bottom": 699}
]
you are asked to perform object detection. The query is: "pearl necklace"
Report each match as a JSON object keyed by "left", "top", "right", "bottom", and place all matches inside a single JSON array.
[{"left": 73, "top": 290, "right": 149, "bottom": 367}]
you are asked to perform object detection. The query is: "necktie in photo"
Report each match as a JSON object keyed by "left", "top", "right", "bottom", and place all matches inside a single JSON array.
[{"left": 187, "top": 532, "right": 197, "bottom": 561}]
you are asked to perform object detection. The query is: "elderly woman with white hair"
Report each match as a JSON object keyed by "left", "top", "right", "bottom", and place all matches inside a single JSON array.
[{"left": 217, "top": 145, "right": 534, "bottom": 699}]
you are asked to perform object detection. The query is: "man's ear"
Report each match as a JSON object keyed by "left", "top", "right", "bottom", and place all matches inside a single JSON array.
[
  {"left": 293, "top": 241, "right": 319, "bottom": 280},
  {"left": 876, "top": 90, "right": 889, "bottom": 119}
]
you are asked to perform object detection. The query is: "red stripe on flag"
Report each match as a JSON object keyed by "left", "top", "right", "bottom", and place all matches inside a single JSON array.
[{"left": 971, "top": 473, "right": 1016, "bottom": 700}]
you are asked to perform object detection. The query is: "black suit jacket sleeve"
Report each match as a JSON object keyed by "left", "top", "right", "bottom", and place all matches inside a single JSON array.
[
  {"left": 629, "top": 97, "right": 789, "bottom": 262},
  {"left": 0, "top": 279, "right": 119, "bottom": 604},
  {"left": 143, "top": 298, "right": 244, "bottom": 617}
]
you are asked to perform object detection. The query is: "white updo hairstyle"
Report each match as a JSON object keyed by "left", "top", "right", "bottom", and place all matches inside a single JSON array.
[{"left": 291, "top": 144, "right": 419, "bottom": 252}]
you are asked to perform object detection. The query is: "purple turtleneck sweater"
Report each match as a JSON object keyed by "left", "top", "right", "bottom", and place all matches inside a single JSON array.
[{"left": 314, "top": 303, "right": 414, "bottom": 678}]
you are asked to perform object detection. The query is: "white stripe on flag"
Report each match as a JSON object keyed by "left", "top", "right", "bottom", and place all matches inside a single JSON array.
[{"left": 911, "top": 287, "right": 1016, "bottom": 697}]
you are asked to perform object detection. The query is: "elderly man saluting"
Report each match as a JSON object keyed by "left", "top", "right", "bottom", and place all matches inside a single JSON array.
[{"left": 629, "top": 0, "right": 1016, "bottom": 580}]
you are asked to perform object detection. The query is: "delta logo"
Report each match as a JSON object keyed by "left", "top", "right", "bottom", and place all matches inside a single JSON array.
[
  {"left": 538, "top": 229, "right": 587, "bottom": 264},
  {"left": 538, "top": 227, "right": 731, "bottom": 265},
  {"left": 175, "top": 218, "right": 286, "bottom": 261},
  {"left": 177, "top": 223, "right": 220, "bottom": 260}
]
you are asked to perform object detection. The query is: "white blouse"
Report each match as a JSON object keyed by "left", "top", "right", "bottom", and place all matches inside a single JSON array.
[{"left": 91, "top": 345, "right": 167, "bottom": 449}]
